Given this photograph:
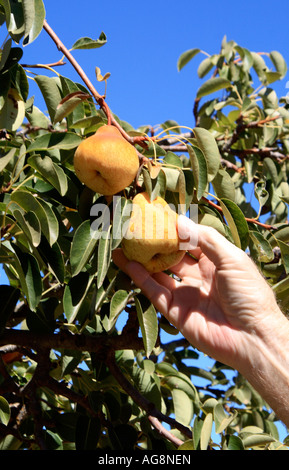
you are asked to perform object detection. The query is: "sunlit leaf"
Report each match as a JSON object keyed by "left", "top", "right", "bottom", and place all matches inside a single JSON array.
[
  {"left": 97, "top": 226, "right": 112, "bottom": 288},
  {"left": 220, "top": 198, "right": 249, "bottom": 250},
  {"left": 270, "top": 50, "right": 287, "bottom": 78},
  {"left": 177, "top": 48, "right": 201, "bottom": 71},
  {"left": 193, "top": 127, "right": 221, "bottom": 182},
  {"left": 0, "top": 396, "right": 10, "bottom": 426},
  {"left": 28, "top": 154, "right": 68, "bottom": 196},
  {"left": 22, "top": 0, "right": 46, "bottom": 46},
  {"left": 71, "top": 33, "right": 107, "bottom": 50},
  {"left": 34, "top": 75, "right": 62, "bottom": 122},
  {"left": 70, "top": 219, "right": 98, "bottom": 276},
  {"left": 200, "top": 412, "right": 213, "bottom": 450},
  {"left": 196, "top": 77, "right": 231, "bottom": 98},
  {"left": 0, "top": 88, "right": 25, "bottom": 131},
  {"left": 27, "top": 132, "right": 82, "bottom": 153},
  {"left": 187, "top": 144, "right": 207, "bottom": 200}
]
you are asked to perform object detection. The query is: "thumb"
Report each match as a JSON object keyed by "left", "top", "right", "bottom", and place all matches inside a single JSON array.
[{"left": 178, "top": 215, "right": 243, "bottom": 269}]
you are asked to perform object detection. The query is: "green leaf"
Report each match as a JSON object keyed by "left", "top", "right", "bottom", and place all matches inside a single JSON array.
[
  {"left": 63, "top": 272, "right": 94, "bottom": 323},
  {"left": 10, "top": 190, "right": 59, "bottom": 246},
  {"left": 71, "top": 32, "right": 107, "bottom": 50},
  {"left": 270, "top": 50, "right": 287, "bottom": 78},
  {"left": 0, "top": 147, "right": 17, "bottom": 172},
  {"left": 225, "top": 434, "right": 245, "bottom": 450},
  {"left": 177, "top": 48, "right": 201, "bottom": 71},
  {"left": 0, "top": 37, "right": 12, "bottom": 71},
  {"left": 277, "top": 239, "right": 289, "bottom": 274},
  {"left": 135, "top": 294, "right": 158, "bottom": 358},
  {"left": 22, "top": 0, "right": 46, "bottom": 46},
  {"left": 212, "top": 168, "right": 235, "bottom": 201},
  {"left": 214, "top": 403, "right": 237, "bottom": 434},
  {"left": 70, "top": 220, "right": 99, "bottom": 276},
  {"left": 111, "top": 197, "right": 132, "bottom": 250},
  {"left": 251, "top": 52, "right": 268, "bottom": 82},
  {"left": 0, "top": 285, "right": 20, "bottom": 333},
  {"left": 97, "top": 227, "right": 112, "bottom": 288},
  {"left": 110, "top": 290, "right": 130, "bottom": 325},
  {"left": 27, "top": 132, "right": 82, "bottom": 153},
  {"left": 38, "top": 237, "right": 65, "bottom": 284},
  {"left": 254, "top": 180, "right": 269, "bottom": 211},
  {"left": 200, "top": 412, "right": 213, "bottom": 450},
  {"left": 196, "top": 77, "right": 231, "bottom": 98},
  {"left": 172, "top": 388, "right": 194, "bottom": 426},
  {"left": 197, "top": 57, "right": 214, "bottom": 78},
  {"left": 249, "top": 231, "right": 274, "bottom": 263},
  {"left": 28, "top": 154, "right": 68, "bottom": 196},
  {"left": 193, "top": 127, "right": 221, "bottom": 182},
  {"left": 53, "top": 91, "right": 90, "bottom": 124},
  {"left": 187, "top": 144, "right": 207, "bottom": 200},
  {"left": 0, "top": 88, "right": 25, "bottom": 131},
  {"left": 130, "top": 365, "right": 162, "bottom": 411},
  {"left": 10, "top": 243, "right": 42, "bottom": 311},
  {"left": 34, "top": 75, "right": 62, "bottom": 122},
  {"left": 220, "top": 198, "right": 249, "bottom": 250},
  {"left": 0, "top": 396, "right": 10, "bottom": 426},
  {"left": 242, "top": 433, "right": 276, "bottom": 449},
  {"left": 12, "top": 208, "right": 41, "bottom": 248}
]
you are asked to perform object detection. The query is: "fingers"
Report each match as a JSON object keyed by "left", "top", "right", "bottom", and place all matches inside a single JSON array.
[{"left": 112, "top": 249, "right": 172, "bottom": 314}]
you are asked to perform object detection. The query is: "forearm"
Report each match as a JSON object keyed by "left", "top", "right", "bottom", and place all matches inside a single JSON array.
[{"left": 241, "top": 309, "right": 289, "bottom": 427}]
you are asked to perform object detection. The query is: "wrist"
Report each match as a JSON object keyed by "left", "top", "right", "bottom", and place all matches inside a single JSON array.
[{"left": 242, "top": 308, "right": 289, "bottom": 426}]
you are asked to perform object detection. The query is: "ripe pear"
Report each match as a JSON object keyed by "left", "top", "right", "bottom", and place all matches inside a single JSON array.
[
  {"left": 121, "top": 192, "right": 186, "bottom": 273},
  {"left": 74, "top": 125, "right": 139, "bottom": 196}
]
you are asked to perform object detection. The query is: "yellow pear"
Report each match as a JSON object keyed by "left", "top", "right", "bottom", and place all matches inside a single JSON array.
[
  {"left": 73, "top": 125, "right": 139, "bottom": 195},
  {"left": 121, "top": 192, "right": 186, "bottom": 273}
]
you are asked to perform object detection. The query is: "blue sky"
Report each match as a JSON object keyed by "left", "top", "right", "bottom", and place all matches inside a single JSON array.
[{"left": 18, "top": 0, "right": 289, "bottom": 130}]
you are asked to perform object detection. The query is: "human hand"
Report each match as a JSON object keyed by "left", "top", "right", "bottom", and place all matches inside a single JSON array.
[{"left": 113, "top": 215, "right": 284, "bottom": 373}]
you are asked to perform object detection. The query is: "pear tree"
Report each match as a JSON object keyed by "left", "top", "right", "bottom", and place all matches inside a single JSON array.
[{"left": 1, "top": 0, "right": 289, "bottom": 450}]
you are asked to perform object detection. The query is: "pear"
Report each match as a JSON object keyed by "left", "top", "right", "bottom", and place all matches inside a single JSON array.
[
  {"left": 121, "top": 192, "right": 186, "bottom": 273},
  {"left": 74, "top": 125, "right": 139, "bottom": 196}
]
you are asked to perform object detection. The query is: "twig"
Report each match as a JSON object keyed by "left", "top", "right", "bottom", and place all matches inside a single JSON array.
[
  {"left": 42, "top": 20, "right": 148, "bottom": 148},
  {"left": 21, "top": 60, "right": 66, "bottom": 68},
  {"left": 202, "top": 197, "right": 277, "bottom": 230}
]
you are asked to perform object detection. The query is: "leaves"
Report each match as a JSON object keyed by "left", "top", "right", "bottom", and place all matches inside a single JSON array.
[{"left": 10, "top": 190, "right": 59, "bottom": 246}]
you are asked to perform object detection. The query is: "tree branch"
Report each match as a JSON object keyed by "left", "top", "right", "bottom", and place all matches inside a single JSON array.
[{"left": 0, "top": 328, "right": 144, "bottom": 355}]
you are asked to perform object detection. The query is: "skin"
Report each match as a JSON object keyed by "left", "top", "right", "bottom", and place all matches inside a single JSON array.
[{"left": 113, "top": 214, "right": 289, "bottom": 426}]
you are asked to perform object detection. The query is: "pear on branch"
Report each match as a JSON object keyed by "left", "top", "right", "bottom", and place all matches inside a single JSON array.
[
  {"left": 73, "top": 124, "right": 140, "bottom": 195},
  {"left": 121, "top": 192, "right": 186, "bottom": 273}
]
